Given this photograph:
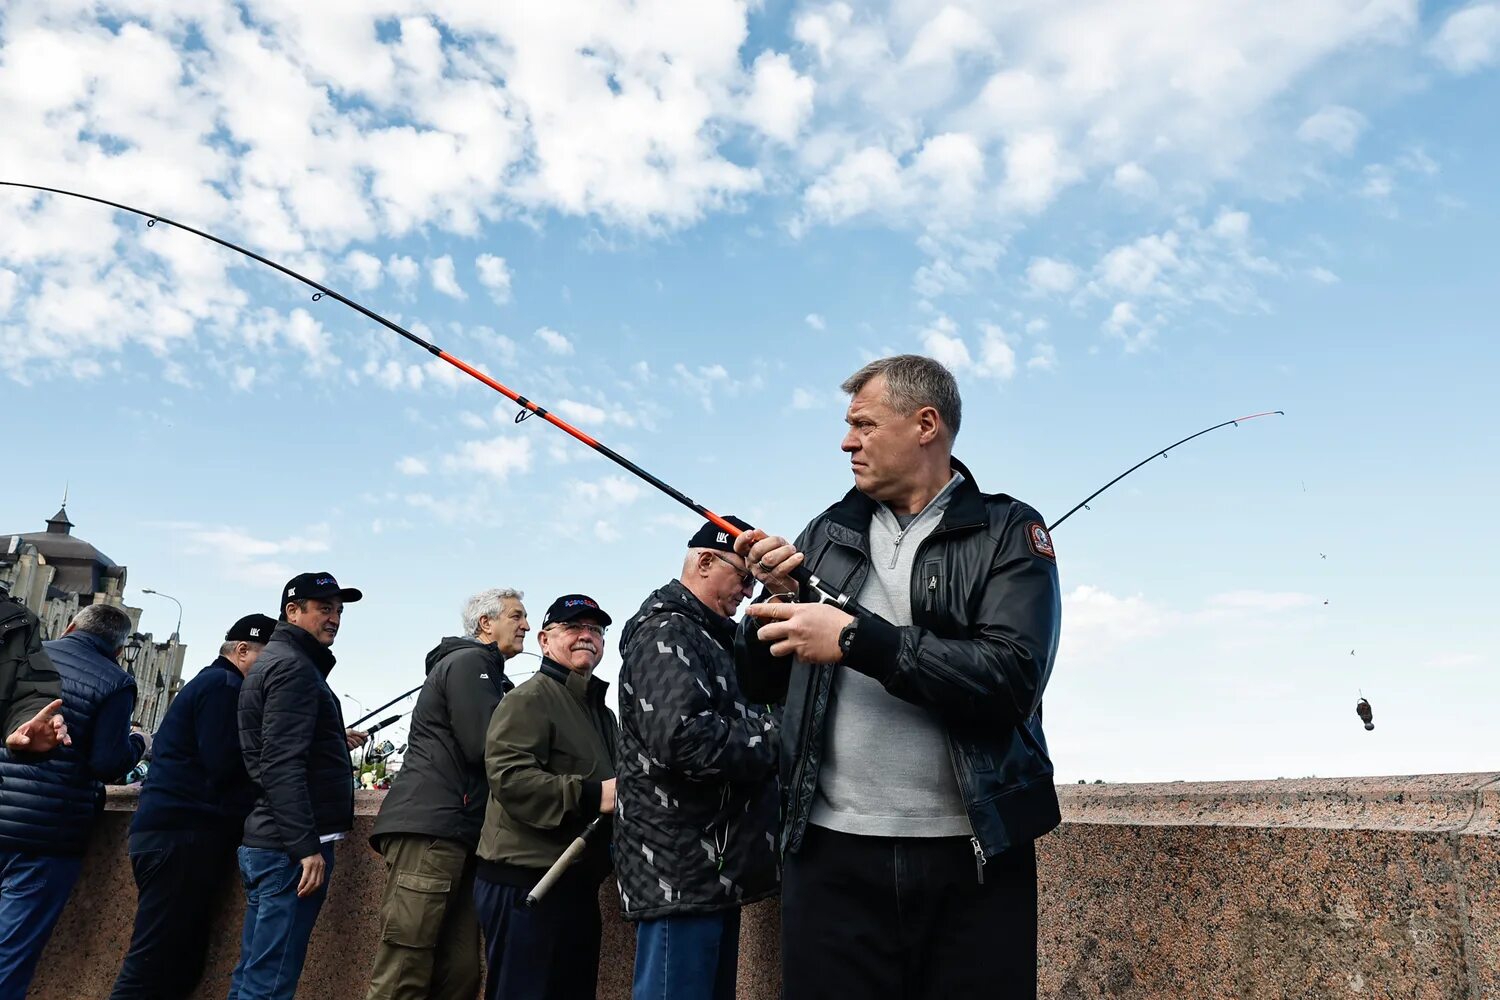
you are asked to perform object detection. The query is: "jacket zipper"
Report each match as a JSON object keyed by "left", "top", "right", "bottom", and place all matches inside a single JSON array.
[{"left": 924, "top": 574, "right": 937, "bottom": 612}]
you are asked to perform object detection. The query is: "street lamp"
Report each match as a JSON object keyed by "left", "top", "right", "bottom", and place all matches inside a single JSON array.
[
  {"left": 120, "top": 633, "right": 145, "bottom": 675},
  {"left": 140, "top": 589, "right": 183, "bottom": 640}
]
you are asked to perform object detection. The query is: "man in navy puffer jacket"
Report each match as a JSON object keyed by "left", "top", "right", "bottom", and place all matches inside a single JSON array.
[
  {"left": 0, "top": 603, "right": 146, "bottom": 996},
  {"left": 108, "top": 612, "right": 277, "bottom": 1000}
]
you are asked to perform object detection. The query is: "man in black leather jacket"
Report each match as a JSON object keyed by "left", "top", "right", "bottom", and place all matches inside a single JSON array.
[{"left": 735, "top": 354, "right": 1062, "bottom": 1000}]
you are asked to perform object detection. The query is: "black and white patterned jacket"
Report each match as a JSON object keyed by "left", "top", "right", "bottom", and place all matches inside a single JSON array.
[{"left": 613, "top": 580, "right": 780, "bottom": 921}]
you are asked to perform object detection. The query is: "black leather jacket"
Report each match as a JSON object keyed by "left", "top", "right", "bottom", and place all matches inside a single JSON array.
[{"left": 735, "top": 459, "right": 1062, "bottom": 868}]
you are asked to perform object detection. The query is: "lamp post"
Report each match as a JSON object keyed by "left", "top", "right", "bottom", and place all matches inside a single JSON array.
[
  {"left": 120, "top": 633, "right": 145, "bottom": 676},
  {"left": 140, "top": 589, "right": 183, "bottom": 641}
]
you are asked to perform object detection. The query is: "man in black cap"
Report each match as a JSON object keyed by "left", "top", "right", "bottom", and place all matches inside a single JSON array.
[
  {"left": 231, "top": 573, "right": 363, "bottom": 1000},
  {"left": 473, "top": 593, "right": 618, "bottom": 1000},
  {"left": 614, "top": 518, "right": 779, "bottom": 1000},
  {"left": 109, "top": 613, "right": 277, "bottom": 1000}
]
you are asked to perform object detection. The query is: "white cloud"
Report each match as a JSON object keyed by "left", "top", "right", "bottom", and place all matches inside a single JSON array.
[
  {"left": 1428, "top": 3, "right": 1500, "bottom": 74},
  {"left": 429, "top": 255, "right": 466, "bottom": 299},
  {"left": 475, "top": 254, "right": 512, "bottom": 305},
  {"left": 387, "top": 255, "right": 420, "bottom": 291},
  {"left": 343, "top": 250, "right": 383, "bottom": 290},
  {"left": 918, "top": 316, "right": 1015, "bottom": 380},
  {"left": 594, "top": 520, "right": 621, "bottom": 542},
  {"left": 442, "top": 435, "right": 534, "bottom": 482},
  {"left": 1307, "top": 266, "right": 1340, "bottom": 284},
  {"left": 1109, "top": 162, "right": 1158, "bottom": 198},
  {"left": 804, "top": 313, "right": 826, "bottom": 331},
  {"left": 231, "top": 365, "right": 256, "bottom": 392},
  {"left": 175, "top": 522, "right": 332, "bottom": 589},
  {"left": 556, "top": 399, "right": 607, "bottom": 425},
  {"left": 1061, "top": 584, "right": 1319, "bottom": 664},
  {"left": 791, "top": 387, "right": 832, "bottom": 410},
  {"left": 1027, "top": 343, "right": 1057, "bottom": 372},
  {"left": 572, "top": 475, "right": 644, "bottom": 506},
  {"left": 1296, "top": 105, "right": 1367, "bottom": 154},
  {"left": 741, "top": 51, "right": 815, "bottom": 143},
  {"left": 673, "top": 362, "right": 733, "bottom": 410},
  {"left": 395, "top": 456, "right": 429, "bottom": 476},
  {"left": 534, "top": 326, "right": 574, "bottom": 355},
  {"left": 1025, "top": 256, "right": 1079, "bottom": 295}
]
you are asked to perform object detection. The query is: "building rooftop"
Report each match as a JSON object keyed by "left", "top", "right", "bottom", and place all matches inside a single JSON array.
[{"left": 2, "top": 504, "right": 125, "bottom": 594}]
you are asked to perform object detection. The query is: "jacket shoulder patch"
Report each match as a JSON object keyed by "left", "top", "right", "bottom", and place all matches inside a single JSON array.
[{"left": 1026, "top": 521, "right": 1056, "bottom": 560}]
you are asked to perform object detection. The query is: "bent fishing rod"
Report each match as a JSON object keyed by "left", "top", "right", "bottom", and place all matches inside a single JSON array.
[
  {"left": 1, "top": 181, "right": 859, "bottom": 610},
  {"left": 1047, "top": 410, "right": 1284, "bottom": 531}
]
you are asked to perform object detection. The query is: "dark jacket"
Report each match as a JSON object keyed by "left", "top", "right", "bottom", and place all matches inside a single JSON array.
[
  {"left": 735, "top": 458, "right": 1062, "bottom": 866},
  {"left": 476, "top": 658, "right": 617, "bottom": 889},
  {"left": 0, "top": 592, "right": 63, "bottom": 739},
  {"left": 238, "top": 623, "right": 353, "bottom": 859},
  {"left": 0, "top": 630, "right": 142, "bottom": 856},
  {"left": 133, "top": 657, "right": 255, "bottom": 836},
  {"left": 614, "top": 580, "right": 779, "bottom": 920},
  {"left": 371, "top": 637, "right": 513, "bottom": 850}
]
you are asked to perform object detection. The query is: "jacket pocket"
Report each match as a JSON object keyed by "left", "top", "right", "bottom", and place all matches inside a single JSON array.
[{"left": 380, "top": 871, "right": 452, "bottom": 949}]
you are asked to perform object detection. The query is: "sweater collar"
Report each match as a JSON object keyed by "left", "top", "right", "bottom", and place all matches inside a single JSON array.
[{"left": 824, "top": 455, "right": 988, "bottom": 535}]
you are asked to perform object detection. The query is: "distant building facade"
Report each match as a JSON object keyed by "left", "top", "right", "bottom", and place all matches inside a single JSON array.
[{"left": 1, "top": 505, "right": 186, "bottom": 731}]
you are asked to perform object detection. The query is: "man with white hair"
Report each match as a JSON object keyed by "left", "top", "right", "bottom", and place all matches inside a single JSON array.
[
  {"left": 365, "top": 588, "right": 529, "bottom": 1000},
  {"left": 0, "top": 603, "right": 147, "bottom": 995}
]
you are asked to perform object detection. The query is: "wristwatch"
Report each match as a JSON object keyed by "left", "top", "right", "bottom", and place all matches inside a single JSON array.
[{"left": 837, "top": 618, "right": 860, "bottom": 659}]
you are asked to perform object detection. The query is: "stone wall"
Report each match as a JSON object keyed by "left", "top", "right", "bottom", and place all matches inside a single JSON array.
[{"left": 31, "top": 774, "right": 1500, "bottom": 999}]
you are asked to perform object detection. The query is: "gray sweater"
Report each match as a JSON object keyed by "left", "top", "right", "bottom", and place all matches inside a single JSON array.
[{"left": 809, "top": 473, "right": 971, "bottom": 838}]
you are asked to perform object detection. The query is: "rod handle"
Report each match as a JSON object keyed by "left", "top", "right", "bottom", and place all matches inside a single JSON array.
[{"left": 525, "top": 819, "right": 598, "bottom": 908}]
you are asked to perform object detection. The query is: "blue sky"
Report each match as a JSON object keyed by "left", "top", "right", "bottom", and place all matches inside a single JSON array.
[{"left": 2, "top": 0, "right": 1496, "bottom": 780}]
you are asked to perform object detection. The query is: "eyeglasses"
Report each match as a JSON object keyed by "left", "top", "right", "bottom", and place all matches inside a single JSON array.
[
  {"left": 546, "top": 621, "right": 607, "bottom": 638},
  {"left": 710, "top": 552, "right": 754, "bottom": 588}
]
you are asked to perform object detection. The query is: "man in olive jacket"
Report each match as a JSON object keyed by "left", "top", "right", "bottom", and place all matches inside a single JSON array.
[
  {"left": 473, "top": 594, "right": 617, "bottom": 1000},
  {"left": 365, "top": 587, "right": 529, "bottom": 1000},
  {"left": 614, "top": 519, "right": 779, "bottom": 1000}
]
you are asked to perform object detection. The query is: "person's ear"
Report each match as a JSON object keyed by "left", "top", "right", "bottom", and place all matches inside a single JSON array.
[{"left": 916, "top": 406, "right": 941, "bottom": 446}]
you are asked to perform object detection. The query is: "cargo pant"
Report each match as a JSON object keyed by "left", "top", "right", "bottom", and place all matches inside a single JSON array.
[{"left": 366, "top": 834, "right": 482, "bottom": 1000}]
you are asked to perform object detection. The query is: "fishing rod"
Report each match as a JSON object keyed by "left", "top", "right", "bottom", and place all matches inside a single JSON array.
[
  {"left": 349, "top": 685, "right": 423, "bottom": 730},
  {"left": 1048, "top": 411, "right": 1284, "bottom": 531},
  {"left": 0, "top": 181, "right": 861, "bottom": 612}
]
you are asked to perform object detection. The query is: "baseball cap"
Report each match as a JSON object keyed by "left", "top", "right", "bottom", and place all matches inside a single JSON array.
[
  {"left": 225, "top": 613, "right": 277, "bottom": 644},
  {"left": 279, "top": 572, "right": 364, "bottom": 620},
  {"left": 542, "top": 594, "right": 612, "bottom": 628},
  {"left": 687, "top": 515, "right": 751, "bottom": 554}
]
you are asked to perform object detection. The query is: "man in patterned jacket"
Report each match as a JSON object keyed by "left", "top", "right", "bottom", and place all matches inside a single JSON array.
[{"left": 613, "top": 517, "right": 779, "bottom": 1000}]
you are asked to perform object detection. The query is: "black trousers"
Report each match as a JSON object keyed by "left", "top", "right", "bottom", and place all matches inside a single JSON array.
[
  {"left": 473, "top": 870, "right": 601, "bottom": 1000},
  {"left": 781, "top": 825, "right": 1038, "bottom": 1000},
  {"left": 108, "top": 828, "right": 239, "bottom": 1000}
]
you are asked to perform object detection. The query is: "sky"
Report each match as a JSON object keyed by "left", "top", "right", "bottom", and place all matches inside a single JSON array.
[{"left": 2, "top": 0, "right": 1497, "bottom": 782}]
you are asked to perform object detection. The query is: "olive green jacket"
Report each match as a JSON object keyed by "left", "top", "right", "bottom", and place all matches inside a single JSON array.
[{"left": 477, "top": 658, "right": 617, "bottom": 880}]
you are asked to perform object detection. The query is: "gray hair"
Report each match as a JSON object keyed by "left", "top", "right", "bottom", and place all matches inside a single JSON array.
[
  {"left": 70, "top": 604, "right": 133, "bottom": 649},
  {"left": 841, "top": 354, "right": 962, "bottom": 439},
  {"left": 219, "top": 640, "right": 239, "bottom": 657},
  {"left": 462, "top": 588, "right": 524, "bottom": 637}
]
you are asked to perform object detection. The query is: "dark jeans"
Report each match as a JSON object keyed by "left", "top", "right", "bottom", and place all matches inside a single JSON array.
[
  {"left": 781, "top": 825, "right": 1038, "bottom": 1000},
  {"left": 228, "top": 843, "right": 336, "bottom": 1000},
  {"left": 110, "top": 829, "right": 239, "bottom": 1000},
  {"left": 473, "top": 871, "right": 601, "bottom": 1000},
  {"left": 633, "top": 910, "right": 740, "bottom": 1000},
  {"left": 0, "top": 850, "right": 83, "bottom": 998}
]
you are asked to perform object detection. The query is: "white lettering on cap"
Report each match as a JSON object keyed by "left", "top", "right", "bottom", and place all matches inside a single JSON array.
[
  {"left": 249, "top": 627, "right": 262, "bottom": 637},
  {"left": 716, "top": 532, "right": 728, "bottom": 544}
]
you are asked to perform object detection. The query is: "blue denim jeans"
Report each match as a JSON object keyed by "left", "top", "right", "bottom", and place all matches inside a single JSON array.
[
  {"left": 632, "top": 910, "right": 741, "bottom": 1000},
  {"left": 0, "top": 850, "right": 84, "bottom": 998},
  {"left": 228, "top": 844, "right": 335, "bottom": 1000}
]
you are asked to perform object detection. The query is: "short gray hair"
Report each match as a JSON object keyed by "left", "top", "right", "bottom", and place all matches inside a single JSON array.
[
  {"left": 219, "top": 640, "right": 239, "bottom": 657},
  {"left": 71, "top": 604, "right": 133, "bottom": 649},
  {"left": 841, "top": 354, "right": 962, "bottom": 439},
  {"left": 462, "top": 588, "right": 524, "bottom": 637}
]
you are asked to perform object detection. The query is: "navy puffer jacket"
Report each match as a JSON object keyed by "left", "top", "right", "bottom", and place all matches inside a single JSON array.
[{"left": 0, "top": 630, "right": 139, "bottom": 856}]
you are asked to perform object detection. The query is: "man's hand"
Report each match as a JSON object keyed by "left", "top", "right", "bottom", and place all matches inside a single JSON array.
[
  {"left": 746, "top": 601, "right": 854, "bottom": 663},
  {"left": 5, "top": 699, "right": 69, "bottom": 753},
  {"left": 296, "top": 852, "right": 327, "bottom": 898},
  {"left": 345, "top": 729, "right": 369, "bottom": 750},
  {"left": 599, "top": 778, "right": 617, "bottom": 815},
  {"left": 734, "top": 529, "right": 805, "bottom": 595}
]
